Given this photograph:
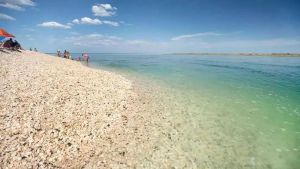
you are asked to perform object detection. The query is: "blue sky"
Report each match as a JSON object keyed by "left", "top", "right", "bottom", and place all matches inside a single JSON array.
[{"left": 0, "top": 0, "right": 300, "bottom": 53}]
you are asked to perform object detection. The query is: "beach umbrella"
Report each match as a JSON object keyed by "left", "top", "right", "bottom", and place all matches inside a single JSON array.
[{"left": 0, "top": 28, "right": 15, "bottom": 38}]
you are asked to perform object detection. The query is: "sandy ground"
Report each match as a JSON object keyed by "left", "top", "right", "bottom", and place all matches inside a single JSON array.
[{"left": 0, "top": 50, "right": 160, "bottom": 168}]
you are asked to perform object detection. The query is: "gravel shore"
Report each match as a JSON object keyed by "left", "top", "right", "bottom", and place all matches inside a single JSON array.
[{"left": 0, "top": 51, "right": 159, "bottom": 168}]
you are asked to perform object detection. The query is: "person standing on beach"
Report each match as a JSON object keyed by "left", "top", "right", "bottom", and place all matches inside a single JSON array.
[
  {"left": 63, "top": 50, "right": 67, "bottom": 58},
  {"left": 86, "top": 55, "right": 89, "bottom": 63},
  {"left": 57, "top": 50, "right": 61, "bottom": 57},
  {"left": 83, "top": 53, "right": 89, "bottom": 63}
]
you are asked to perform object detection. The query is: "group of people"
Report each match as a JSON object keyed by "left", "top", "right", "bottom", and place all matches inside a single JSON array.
[
  {"left": 29, "top": 48, "right": 38, "bottom": 52},
  {"left": 57, "top": 50, "right": 89, "bottom": 62},
  {"left": 0, "top": 38, "right": 90, "bottom": 64},
  {"left": 1, "top": 38, "right": 22, "bottom": 50},
  {"left": 57, "top": 50, "right": 72, "bottom": 59},
  {"left": 0, "top": 38, "right": 38, "bottom": 52}
]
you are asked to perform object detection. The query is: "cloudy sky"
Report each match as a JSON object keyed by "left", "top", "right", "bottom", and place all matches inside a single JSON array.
[{"left": 0, "top": 0, "right": 300, "bottom": 53}]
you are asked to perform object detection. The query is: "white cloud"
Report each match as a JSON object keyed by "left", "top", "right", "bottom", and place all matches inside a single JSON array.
[
  {"left": 0, "top": 3, "right": 23, "bottom": 10},
  {"left": 0, "top": 0, "right": 35, "bottom": 10},
  {"left": 171, "top": 32, "right": 222, "bottom": 41},
  {"left": 72, "top": 19, "right": 80, "bottom": 24},
  {"left": 65, "top": 33, "right": 123, "bottom": 46},
  {"left": 72, "top": 17, "right": 119, "bottom": 26},
  {"left": 167, "top": 38, "right": 300, "bottom": 53},
  {"left": 103, "top": 20, "right": 119, "bottom": 27},
  {"left": 38, "top": 22, "right": 71, "bottom": 29},
  {"left": 60, "top": 29, "right": 300, "bottom": 53},
  {"left": 0, "top": 13, "right": 15, "bottom": 20},
  {"left": 81, "top": 17, "right": 101, "bottom": 24},
  {"left": 73, "top": 17, "right": 102, "bottom": 25},
  {"left": 92, "top": 4, "right": 117, "bottom": 17},
  {"left": 63, "top": 33, "right": 168, "bottom": 53},
  {"left": 6, "top": 0, "right": 35, "bottom": 6},
  {"left": 126, "top": 40, "right": 151, "bottom": 45},
  {"left": 120, "top": 21, "right": 133, "bottom": 26}
]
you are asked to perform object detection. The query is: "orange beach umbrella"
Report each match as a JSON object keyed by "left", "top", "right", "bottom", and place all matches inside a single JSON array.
[{"left": 0, "top": 28, "right": 15, "bottom": 38}]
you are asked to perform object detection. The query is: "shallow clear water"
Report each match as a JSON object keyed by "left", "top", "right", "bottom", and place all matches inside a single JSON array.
[{"left": 85, "top": 53, "right": 300, "bottom": 168}]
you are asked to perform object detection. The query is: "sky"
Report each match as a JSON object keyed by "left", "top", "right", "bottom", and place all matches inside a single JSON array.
[{"left": 0, "top": 0, "right": 300, "bottom": 53}]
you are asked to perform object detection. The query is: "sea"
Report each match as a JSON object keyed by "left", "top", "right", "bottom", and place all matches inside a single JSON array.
[{"left": 78, "top": 53, "right": 300, "bottom": 169}]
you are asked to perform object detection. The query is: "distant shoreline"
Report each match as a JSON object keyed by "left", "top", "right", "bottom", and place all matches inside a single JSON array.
[{"left": 170, "top": 53, "right": 300, "bottom": 57}]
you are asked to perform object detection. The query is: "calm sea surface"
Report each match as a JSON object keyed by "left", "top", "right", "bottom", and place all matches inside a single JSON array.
[{"left": 80, "top": 53, "right": 299, "bottom": 168}]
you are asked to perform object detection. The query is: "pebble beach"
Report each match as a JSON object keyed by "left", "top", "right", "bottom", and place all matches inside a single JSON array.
[
  {"left": 0, "top": 51, "right": 160, "bottom": 168},
  {"left": 1, "top": 51, "right": 299, "bottom": 169}
]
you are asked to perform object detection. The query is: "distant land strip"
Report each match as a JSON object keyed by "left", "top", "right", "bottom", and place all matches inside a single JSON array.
[{"left": 170, "top": 53, "right": 300, "bottom": 57}]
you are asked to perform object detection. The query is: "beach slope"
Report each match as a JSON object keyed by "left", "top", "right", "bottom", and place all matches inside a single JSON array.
[{"left": 0, "top": 51, "right": 154, "bottom": 168}]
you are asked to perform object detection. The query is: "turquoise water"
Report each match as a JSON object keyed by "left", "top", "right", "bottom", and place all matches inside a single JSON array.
[{"left": 86, "top": 53, "right": 300, "bottom": 168}]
